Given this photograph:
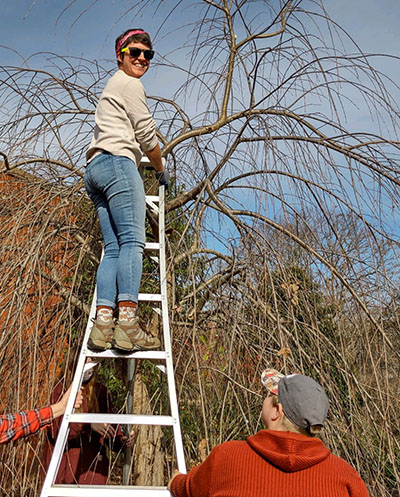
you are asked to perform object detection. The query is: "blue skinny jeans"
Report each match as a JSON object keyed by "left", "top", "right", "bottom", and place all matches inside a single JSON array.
[{"left": 84, "top": 153, "right": 145, "bottom": 308}]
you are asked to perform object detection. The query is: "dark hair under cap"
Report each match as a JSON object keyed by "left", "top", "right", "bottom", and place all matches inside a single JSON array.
[{"left": 115, "top": 28, "right": 152, "bottom": 58}]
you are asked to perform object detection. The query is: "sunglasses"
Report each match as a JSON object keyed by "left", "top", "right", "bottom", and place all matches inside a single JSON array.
[{"left": 121, "top": 47, "right": 155, "bottom": 61}]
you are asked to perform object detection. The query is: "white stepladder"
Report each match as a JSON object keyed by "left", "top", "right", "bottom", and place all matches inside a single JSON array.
[{"left": 40, "top": 180, "right": 186, "bottom": 496}]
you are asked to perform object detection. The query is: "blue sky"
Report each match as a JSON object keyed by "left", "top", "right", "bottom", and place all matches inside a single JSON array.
[
  {"left": 1, "top": 0, "right": 399, "bottom": 97},
  {"left": 1, "top": 1, "right": 399, "bottom": 248},
  {"left": 2, "top": 1, "right": 398, "bottom": 181},
  {"left": 2, "top": 1, "right": 399, "bottom": 53},
  {"left": 1, "top": 1, "right": 399, "bottom": 146}
]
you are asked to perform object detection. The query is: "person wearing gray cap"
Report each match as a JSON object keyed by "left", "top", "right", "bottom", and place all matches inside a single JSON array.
[{"left": 168, "top": 368, "right": 370, "bottom": 497}]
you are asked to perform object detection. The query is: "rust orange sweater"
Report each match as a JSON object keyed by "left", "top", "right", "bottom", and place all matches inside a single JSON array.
[{"left": 170, "top": 430, "right": 370, "bottom": 497}]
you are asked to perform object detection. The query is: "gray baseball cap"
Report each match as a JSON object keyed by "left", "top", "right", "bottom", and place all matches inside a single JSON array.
[{"left": 261, "top": 369, "right": 329, "bottom": 429}]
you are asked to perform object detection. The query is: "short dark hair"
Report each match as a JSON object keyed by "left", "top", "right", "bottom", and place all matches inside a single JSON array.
[{"left": 115, "top": 28, "right": 152, "bottom": 65}]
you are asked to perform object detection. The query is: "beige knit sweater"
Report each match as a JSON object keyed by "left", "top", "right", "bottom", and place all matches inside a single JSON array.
[{"left": 86, "top": 69, "right": 158, "bottom": 166}]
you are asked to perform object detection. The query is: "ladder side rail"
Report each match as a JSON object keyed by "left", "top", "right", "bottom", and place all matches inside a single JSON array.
[
  {"left": 159, "top": 186, "right": 187, "bottom": 474},
  {"left": 40, "top": 285, "right": 98, "bottom": 497}
]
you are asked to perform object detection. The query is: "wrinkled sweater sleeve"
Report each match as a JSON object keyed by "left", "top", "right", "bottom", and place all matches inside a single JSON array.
[
  {"left": 170, "top": 446, "right": 220, "bottom": 497},
  {"left": 123, "top": 78, "right": 158, "bottom": 152}
]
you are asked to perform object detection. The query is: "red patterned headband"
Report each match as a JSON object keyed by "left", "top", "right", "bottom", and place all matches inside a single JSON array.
[{"left": 116, "top": 29, "right": 149, "bottom": 58}]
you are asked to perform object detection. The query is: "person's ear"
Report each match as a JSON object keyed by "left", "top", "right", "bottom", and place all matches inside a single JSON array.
[
  {"left": 117, "top": 53, "right": 123, "bottom": 64},
  {"left": 271, "top": 401, "right": 284, "bottom": 421}
]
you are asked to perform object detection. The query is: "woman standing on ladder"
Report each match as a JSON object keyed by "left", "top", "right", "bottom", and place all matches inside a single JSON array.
[{"left": 85, "top": 28, "right": 169, "bottom": 353}]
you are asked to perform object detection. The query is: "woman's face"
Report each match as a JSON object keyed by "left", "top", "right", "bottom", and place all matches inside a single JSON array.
[
  {"left": 82, "top": 358, "right": 97, "bottom": 383},
  {"left": 118, "top": 42, "right": 151, "bottom": 79}
]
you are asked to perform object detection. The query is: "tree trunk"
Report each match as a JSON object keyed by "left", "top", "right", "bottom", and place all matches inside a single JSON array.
[{"left": 132, "top": 372, "right": 164, "bottom": 486}]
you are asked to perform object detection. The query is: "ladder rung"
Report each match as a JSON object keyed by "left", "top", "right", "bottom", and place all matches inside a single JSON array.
[
  {"left": 144, "top": 242, "right": 160, "bottom": 251},
  {"left": 84, "top": 350, "right": 167, "bottom": 360},
  {"left": 69, "top": 413, "right": 176, "bottom": 426},
  {"left": 145, "top": 195, "right": 160, "bottom": 202},
  {"left": 138, "top": 293, "right": 162, "bottom": 302},
  {"left": 45, "top": 485, "right": 171, "bottom": 496}
]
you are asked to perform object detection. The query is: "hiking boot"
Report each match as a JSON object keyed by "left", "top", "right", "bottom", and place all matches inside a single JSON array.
[
  {"left": 112, "top": 325, "right": 134, "bottom": 352},
  {"left": 117, "top": 317, "right": 161, "bottom": 350},
  {"left": 87, "top": 319, "right": 114, "bottom": 352}
]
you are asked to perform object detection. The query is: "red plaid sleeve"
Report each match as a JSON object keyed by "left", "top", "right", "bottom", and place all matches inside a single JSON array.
[{"left": 0, "top": 406, "right": 53, "bottom": 444}]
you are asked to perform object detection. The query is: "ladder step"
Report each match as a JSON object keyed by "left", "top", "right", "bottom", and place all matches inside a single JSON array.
[
  {"left": 138, "top": 293, "right": 162, "bottom": 302},
  {"left": 144, "top": 242, "right": 160, "bottom": 251},
  {"left": 69, "top": 413, "right": 176, "bottom": 426},
  {"left": 145, "top": 195, "right": 160, "bottom": 202},
  {"left": 84, "top": 350, "right": 167, "bottom": 360},
  {"left": 44, "top": 485, "right": 171, "bottom": 496}
]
